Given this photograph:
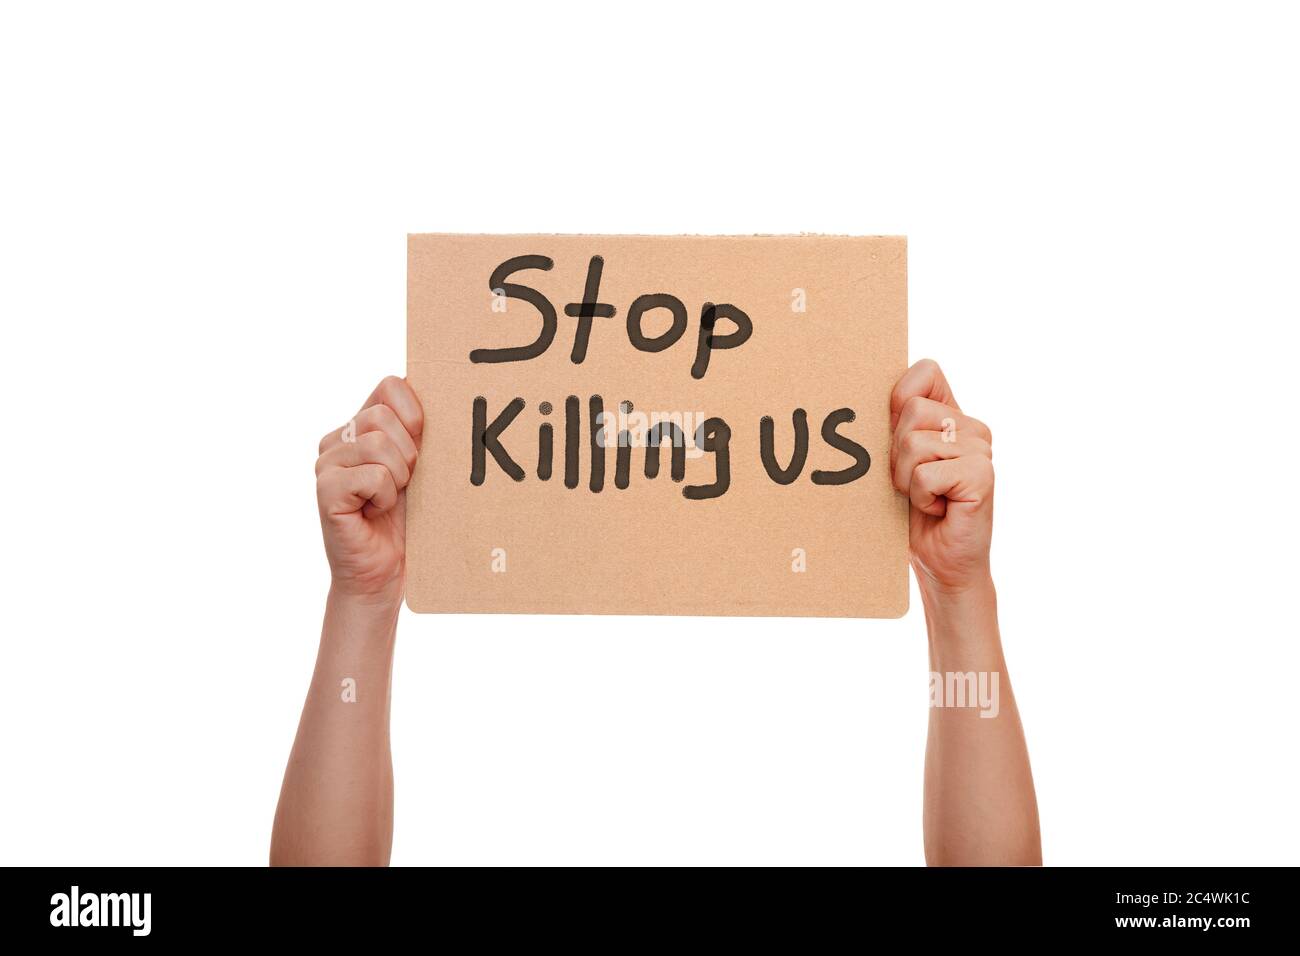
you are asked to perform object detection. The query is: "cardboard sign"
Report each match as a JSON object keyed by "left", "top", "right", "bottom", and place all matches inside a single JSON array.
[{"left": 406, "top": 234, "right": 908, "bottom": 617}]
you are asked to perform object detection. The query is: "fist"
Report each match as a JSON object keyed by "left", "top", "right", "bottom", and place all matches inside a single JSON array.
[
  {"left": 315, "top": 376, "right": 423, "bottom": 602},
  {"left": 889, "top": 360, "right": 994, "bottom": 596}
]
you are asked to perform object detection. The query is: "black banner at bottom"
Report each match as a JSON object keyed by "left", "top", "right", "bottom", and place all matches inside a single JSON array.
[{"left": 5, "top": 866, "right": 1287, "bottom": 944}]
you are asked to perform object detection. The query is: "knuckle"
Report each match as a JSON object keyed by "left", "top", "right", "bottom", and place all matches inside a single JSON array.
[{"left": 899, "top": 395, "right": 925, "bottom": 428}]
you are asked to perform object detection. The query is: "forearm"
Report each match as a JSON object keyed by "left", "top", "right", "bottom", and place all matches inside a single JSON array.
[
  {"left": 271, "top": 588, "right": 399, "bottom": 866},
  {"left": 921, "top": 575, "right": 1041, "bottom": 865}
]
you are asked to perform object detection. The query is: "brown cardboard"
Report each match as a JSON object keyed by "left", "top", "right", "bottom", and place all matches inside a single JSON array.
[{"left": 406, "top": 234, "right": 908, "bottom": 617}]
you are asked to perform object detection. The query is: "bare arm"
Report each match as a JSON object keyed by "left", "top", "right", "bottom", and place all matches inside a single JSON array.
[
  {"left": 920, "top": 580, "right": 1039, "bottom": 865},
  {"left": 890, "top": 360, "right": 1041, "bottom": 866},
  {"left": 271, "top": 376, "right": 423, "bottom": 866}
]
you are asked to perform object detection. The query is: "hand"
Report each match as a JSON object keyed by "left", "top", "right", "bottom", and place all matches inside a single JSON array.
[
  {"left": 889, "top": 359, "right": 994, "bottom": 598},
  {"left": 315, "top": 376, "right": 423, "bottom": 603}
]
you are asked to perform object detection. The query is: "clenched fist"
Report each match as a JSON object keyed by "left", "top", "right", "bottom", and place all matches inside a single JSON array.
[
  {"left": 889, "top": 359, "right": 994, "bottom": 597},
  {"left": 315, "top": 376, "right": 423, "bottom": 602}
]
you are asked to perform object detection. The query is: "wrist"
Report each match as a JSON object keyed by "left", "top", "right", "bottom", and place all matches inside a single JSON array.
[
  {"left": 323, "top": 585, "right": 402, "bottom": 652},
  {"left": 918, "top": 572, "right": 1000, "bottom": 656},
  {"left": 918, "top": 570, "right": 995, "bottom": 612},
  {"left": 328, "top": 575, "right": 404, "bottom": 612}
]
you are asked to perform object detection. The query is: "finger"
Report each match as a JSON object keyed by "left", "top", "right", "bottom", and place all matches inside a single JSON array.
[
  {"left": 890, "top": 359, "right": 959, "bottom": 430},
  {"left": 892, "top": 430, "right": 991, "bottom": 495},
  {"left": 893, "top": 397, "right": 991, "bottom": 452},
  {"left": 317, "top": 463, "right": 399, "bottom": 517},
  {"left": 361, "top": 497, "right": 401, "bottom": 521},
  {"left": 360, "top": 376, "right": 424, "bottom": 440},
  {"left": 316, "top": 430, "right": 412, "bottom": 489},
  {"left": 891, "top": 398, "right": 991, "bottom": 476},
  {"left": 910, "top": 455, "right": 995, "bottom": 517},
  {"left": 319, "top": 403, "right": 419, "bottom": 469},
  {"left": 356, "top": 403, "right": 418, "bottom": 468}
]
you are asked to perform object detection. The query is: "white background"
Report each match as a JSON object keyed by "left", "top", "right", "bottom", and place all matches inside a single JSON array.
[{"left": 2, "top": 1, "right": 1297, "bottom": 866}]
